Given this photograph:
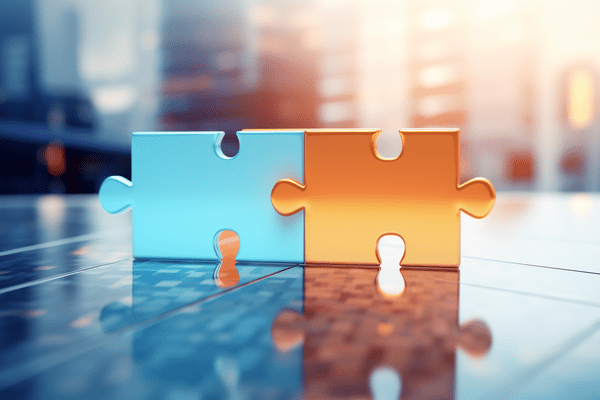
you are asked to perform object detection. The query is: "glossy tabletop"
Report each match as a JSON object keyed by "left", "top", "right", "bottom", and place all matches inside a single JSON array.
[{"left": 0, "top": 193, "right": 599, "bottom": 399}]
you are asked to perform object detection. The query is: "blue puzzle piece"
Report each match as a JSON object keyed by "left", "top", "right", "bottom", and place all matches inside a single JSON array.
[{"left": 98, "top": 131, "right": 304, "bottom": 263}]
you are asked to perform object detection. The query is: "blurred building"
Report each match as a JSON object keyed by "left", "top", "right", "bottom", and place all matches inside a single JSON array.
[
  {"left": 0, "top": 0, "right": 40, "bottom": 120},
  {"left": 2, "top": 0, "right": 600, "bottom": 194},
  {"left": 465, "top": 0, "right": 537, "bottom": 189},
  {"left": 160, "top": 0, "right": 256, "bottom": 133},
  {"left": 557, "top": 65, "right": 599, "bottom": 191},
  {"left": 406, "top": 1, "right": 469, "bottom": 139},
  {"left": 387, "top": 0, "right": 600, "bottom": 191},
  {"left": 0, "top": 0, "right": 96, "bottom": 130},
  {"left": 403, "top": 1, "right": 537, "bottom": 189},
  {"left": 0, "top": 0, "right": 133, "bottom": 194},
  {"left": 254, "top": 0, "right": 320, "bottom": 129},
  {"left": 160, "top": 0, "right": 320, "bottom": 155},
  {"left": 318, "top": 1, "right": 359, "bottom": 128}
]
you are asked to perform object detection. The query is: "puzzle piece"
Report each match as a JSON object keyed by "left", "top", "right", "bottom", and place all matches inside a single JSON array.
[
  {"left": 99, "top": 131, "right": 304, "bottom": 262},
  {"left": 271, "top": 267, "right": 492, "bottom": 399},
  {"left": 271, "top": 128, "right": 495, "bottom": 266}
]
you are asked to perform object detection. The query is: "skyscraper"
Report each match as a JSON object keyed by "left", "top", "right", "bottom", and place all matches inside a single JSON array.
[{"left": 160, "top": 0, "right": 320, "bottom": 145}]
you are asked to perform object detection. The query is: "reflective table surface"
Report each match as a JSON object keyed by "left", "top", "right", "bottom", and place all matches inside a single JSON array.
[{"left": 0, "top": 193, "right": 599, "bottom": 399}]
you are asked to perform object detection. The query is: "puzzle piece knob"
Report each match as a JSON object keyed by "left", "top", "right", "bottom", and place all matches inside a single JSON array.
[
  {"left": 99, "top": 176, "right": 133, "bottom": 214},
  {"left": 271, "top": 179, "right": 306, "bottom": 216},
  {"left": 271, "top": 309, "right": 305, "bottom": 352},
  {"left": 457, "top": 319, "right": 492, "bottom": 358},
  {"left": 458, "top": 178, "right": 496, "bottom": 218}
]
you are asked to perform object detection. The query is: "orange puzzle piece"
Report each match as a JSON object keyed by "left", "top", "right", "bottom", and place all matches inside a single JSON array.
[{"left": 271, "top": 128, "right": 495, "bottom": 267}]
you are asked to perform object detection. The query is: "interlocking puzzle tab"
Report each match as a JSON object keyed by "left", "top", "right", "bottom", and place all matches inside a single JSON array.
[
  {"left": 271, "top": 128, "right": 496, "bottom": 267},
  {"left": 271, "top": 267, "right": 492, "bottom": 399},
  {"left": 99, "top": 131, "right": 304, "bottom": 263}
]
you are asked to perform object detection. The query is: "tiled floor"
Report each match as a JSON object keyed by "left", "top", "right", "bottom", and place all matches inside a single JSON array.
[{"left": 0, "top": 194, "right": 599, "bottom": 399}]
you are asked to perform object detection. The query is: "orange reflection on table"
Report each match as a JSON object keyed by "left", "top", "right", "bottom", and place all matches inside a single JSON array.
[{"left": 272, "top": 267, "right": 491, "bottom": 399}]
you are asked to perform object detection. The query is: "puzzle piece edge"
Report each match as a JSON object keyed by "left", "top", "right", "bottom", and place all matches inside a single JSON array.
[{"left": 99, "top": 175, "right": 133, "bottom": 214}]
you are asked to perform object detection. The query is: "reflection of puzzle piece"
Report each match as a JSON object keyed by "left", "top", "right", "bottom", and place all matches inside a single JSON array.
[
  {"left": 100, "top": 231, "right": 242, "bottom": 332},
  {"left": 370, "top": 367, "right": 402, "bottom": 400},
  {"left": 215, "top": 355, "right": 245, "bottom": 400},
  {"left": 99, "top": 131, "right": 304, "bottom": 262},
  {"left": 271, "top": 267, "right": 492, "bottom": 400},
  {"left": 127, "top": 267, "right": 304, "bottom": 399},
  {"left": 272, "top": 129, "right": 495, "bottom": 266},
  {"left": 214, "top": 230, "right": 240, "bottom": 288}
]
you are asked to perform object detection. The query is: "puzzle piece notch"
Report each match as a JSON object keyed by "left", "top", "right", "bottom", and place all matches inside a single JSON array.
[
  {"left": 271, "top": 128, "right": 496, "bottom": 266},
  {"left": 99, "top": 175, "right": 133, "bottom": 214},
  {"left": 376, "top": 234, "right": 406, "bottom": 297}
]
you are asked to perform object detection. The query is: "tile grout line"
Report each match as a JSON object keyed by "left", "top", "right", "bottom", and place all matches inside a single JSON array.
[
  {"left": 108, "top": 264, "right": 300, "bottom": 335},
  {"left": 460, "top": 282, "right": 600, "bottom": 309},
  {"left": 0, "top": 264, "right": 300, "bottom": 389},
  {"left": 463, "top": 255, "right": 600, "bottom": 275},
  {"left": 0, "top": 333, "right": 110, "bottom": 389},
  {"left": 0, "top": 258, "right": 132, "bottom": 296},
  {"left": 0, "top": 229, "right": 129, "bottom": 258},
  {"left": 483, "top": 317, "right": 600, "bottom": 400},
  {"left": 502, "top": 234, "right": 600, "bottom": 246}
]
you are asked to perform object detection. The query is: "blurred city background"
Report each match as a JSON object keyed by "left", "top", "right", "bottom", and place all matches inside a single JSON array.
[{"left": 0, "top": 0, "right": 599, "bottom": 194}]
